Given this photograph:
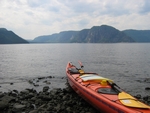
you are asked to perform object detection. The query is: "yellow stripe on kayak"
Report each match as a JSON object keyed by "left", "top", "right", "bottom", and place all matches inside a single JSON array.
[{"left": 119, "top": 92, "right": 150, "bottom": 108}]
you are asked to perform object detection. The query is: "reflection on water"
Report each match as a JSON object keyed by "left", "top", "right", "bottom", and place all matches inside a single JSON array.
[{"left": 0, "top": 43, "right": 150, "bottom": 96}]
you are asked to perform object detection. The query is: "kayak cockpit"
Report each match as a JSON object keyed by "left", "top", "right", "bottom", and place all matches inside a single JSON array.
[
  {"left": 68, "top": 68, "right": 80, "bottom": 74},
  {"left": 97, "top": 87, "right": 119, "bottom": 95}
]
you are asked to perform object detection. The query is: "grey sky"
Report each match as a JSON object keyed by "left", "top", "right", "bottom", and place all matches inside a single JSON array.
[{"left": 0, "top": 0, "right": 150, "bottom": 39}]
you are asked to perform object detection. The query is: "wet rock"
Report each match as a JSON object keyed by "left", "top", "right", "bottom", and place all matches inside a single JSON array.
[
  {"left": 28, "top": 80, "right": 33, "bottom": 84},
  {"left": 0, "top": 92, "right": 4, "bottom": 98},
  {"left": 41, "top": 95, "right": 51, "bottom": 101},
  {"left": 20, "top": 89, "right": 30, "bottom": 94},
  {"left": 61, "top": 77, "right": 65, "bottom": 79},
  {"left": 47, "top": 76, "right": 52, "bottom": 78},
  {"left": 0, "top": 95, "right": 14, "bottom": 110},
  {"left": 145, "top": 87, "right": 150, "bottom": 90},
  {"left": 25, "top": 88, "right": 37, "bottom": 93},
  {"left": 38, "top": 77, "right": 45, "bottom": 80},
  {"left": 10, "top": 83, "right": 14, "bottom": 85},
  {"left": 144, "top": 78, "right": 150, "bottom": 83},
  {"left": 13, "top": 103, "right": 26, "bottom": 109},
  {"left": 143, "top": 96, "right": 150, "bottom": 102},
  {"left": 0, "top": 101, "right": 9, "bottom": 110},
  {"left": 43, "top": 86, "right": 49, "bottom": 92},
  {"left": 43, "top": 80, "right": 51, "bottom": 84},
  {"left": 134, "top": 94, "right": 141, "bottom": 99},
  {"left": 30, "top": 96, "right": 37, "bottom": 102},
  {"left": 13, "top": 89, "right": 19, "bottom": 94},
  {"left": 33, "top": 83, "right": 39, "bottom": 87},
  {"left": 66, "top": 107, "right": 71, "bottom": 112},
  {"left": 1, "top": 95, "right": 14, "bottom": 102},
  {"left": 24, "top": 92, "right": 35, "bottom": 99}
]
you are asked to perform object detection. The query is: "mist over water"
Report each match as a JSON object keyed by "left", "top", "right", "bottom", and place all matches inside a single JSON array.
[{"left": 0, "top": 43, "right": 150, "bottom": 96}]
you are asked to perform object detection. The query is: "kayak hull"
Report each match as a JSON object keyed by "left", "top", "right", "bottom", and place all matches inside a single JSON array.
[{"left": 66, "top": 62, "right": 150, "bottom": 113}]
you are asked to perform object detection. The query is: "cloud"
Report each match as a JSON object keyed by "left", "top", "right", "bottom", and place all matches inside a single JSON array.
[
  {"left": 139, "top": 0, "right": 150, "bottom": 14},
  {"left": 0, "top": 0, "right": 150, "bottom": 39}
]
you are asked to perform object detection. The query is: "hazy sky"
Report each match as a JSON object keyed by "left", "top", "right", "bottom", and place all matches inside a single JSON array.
[{"left": 0, "top": 0, "right": 150, "bottom": 39}]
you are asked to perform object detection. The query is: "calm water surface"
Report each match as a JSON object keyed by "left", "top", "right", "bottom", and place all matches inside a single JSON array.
[{"left": 0, "top": 43, "right": 150, "bottom": 96}]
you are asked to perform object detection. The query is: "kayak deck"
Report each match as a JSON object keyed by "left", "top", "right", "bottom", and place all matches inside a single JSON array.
[
  {"left": 71, "top": 73, "right": 119, "bottom": 102},
  {"left": 66, "top": 62, "right": 150, "bottom": 113}
]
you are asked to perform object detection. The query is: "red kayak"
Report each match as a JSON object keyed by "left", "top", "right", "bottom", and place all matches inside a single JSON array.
[{"left": 66, "top": 62, "right": 150, "bottom": 113}]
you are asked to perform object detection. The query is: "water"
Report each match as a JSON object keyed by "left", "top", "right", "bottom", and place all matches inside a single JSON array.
[{"left": 0, "top": 43, "right": 150, "bottom": 96}]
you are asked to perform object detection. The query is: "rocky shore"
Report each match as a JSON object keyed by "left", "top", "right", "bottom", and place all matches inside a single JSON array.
[
  {"left": 0, "top": 77, "right": 150, "bottom": 113},
  {"left": 0, "top": 82, "right": 100, "bottom": 113}
]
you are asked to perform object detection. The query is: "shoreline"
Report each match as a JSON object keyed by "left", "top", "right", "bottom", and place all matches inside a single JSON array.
[
  {"left": 0, "top": 77, "right": 150, "bottom": 113},
  {"left": 0, "top": 85, "right": 100, "bottom": 113}
]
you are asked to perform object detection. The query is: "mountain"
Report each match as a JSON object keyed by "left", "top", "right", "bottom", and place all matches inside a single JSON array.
[
  {"left": 33, "top": 25, "right": 134, "bottom": 43},
  {"left": 0, "top": 28, "right": 29, "bottom": 44},
  {"left": 33, "top": 31, "right": 78, "bottom": 43},
  {"left": 123, "top": 30, "right": 150, "bottom": 42},
  {"left": 72, "top": 25, "right": 134, "bottom": 43}
]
